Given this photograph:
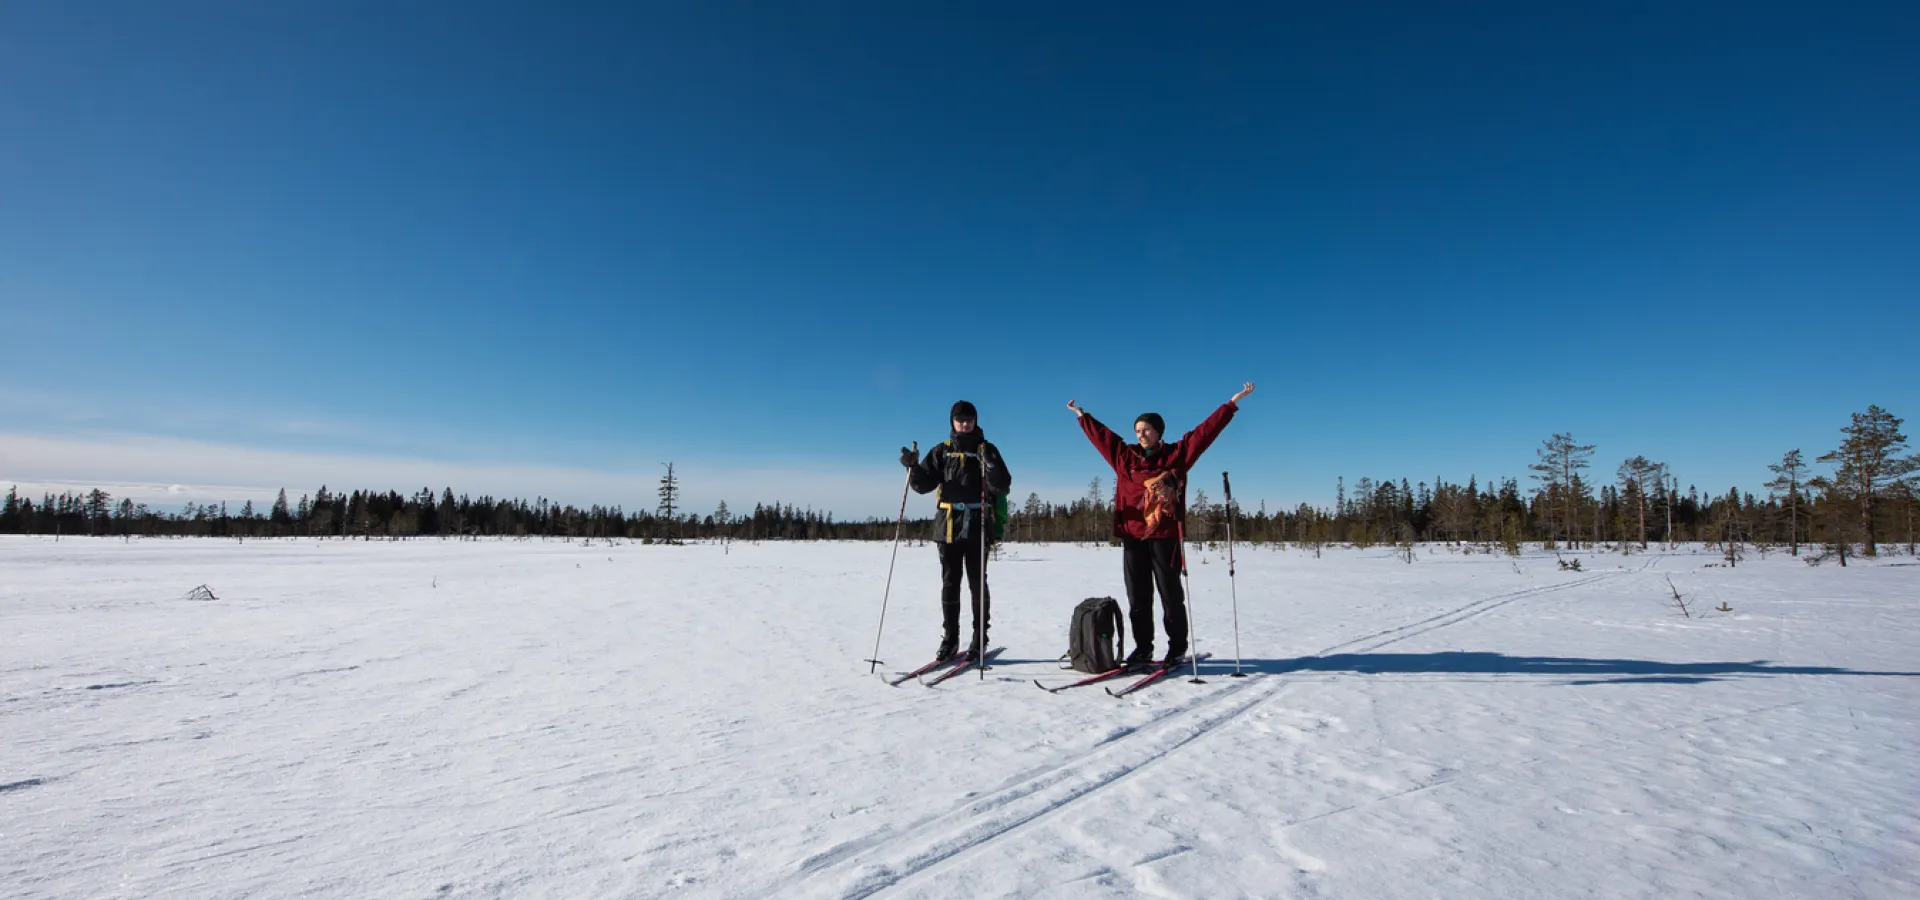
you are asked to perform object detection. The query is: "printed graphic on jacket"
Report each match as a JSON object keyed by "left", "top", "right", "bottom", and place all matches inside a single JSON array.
[{"left": 1142, "top": 470, "right": 1181, "bottom": 533}]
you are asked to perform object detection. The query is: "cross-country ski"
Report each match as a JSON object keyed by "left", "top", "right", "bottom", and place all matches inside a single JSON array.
[
  {"left": 921, "top": 647, "right": 1004, "bottom": 686},
  {"left": 883, "top": 654, "right": 956, "bottom": 687},
  {"left": 1107, "top": 653, "right": 1215, "bottom": 697},
  {"left": 1032, "top": 665, "right": 1135, "bottom": 693}
]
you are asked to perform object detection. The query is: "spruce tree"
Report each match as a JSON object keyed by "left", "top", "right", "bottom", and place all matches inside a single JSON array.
[{"left": 658, "top": 463, "right": 681, "bottom": 541}]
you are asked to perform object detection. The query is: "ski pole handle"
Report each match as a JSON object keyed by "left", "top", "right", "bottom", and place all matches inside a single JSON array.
[{"left": 1221, "top": 472, "right": 1235, "bottom": 575}]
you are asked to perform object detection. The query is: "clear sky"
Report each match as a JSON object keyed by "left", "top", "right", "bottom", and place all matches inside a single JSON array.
[{"left": 3, "top": 2, "right": 1916, "bottom": 520}]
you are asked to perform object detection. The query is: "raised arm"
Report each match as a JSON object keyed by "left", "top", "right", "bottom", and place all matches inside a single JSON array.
[
  {"left": 1174, "top": 383, "right": 1254, "bottom": 470},
  {"left": 1071, "top": 400, "right": 1126, "bottom": 472}
]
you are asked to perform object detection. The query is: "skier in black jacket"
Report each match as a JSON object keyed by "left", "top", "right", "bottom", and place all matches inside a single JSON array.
[{"left": 900, "top": 401, "right": 1013, "bottom": 662}]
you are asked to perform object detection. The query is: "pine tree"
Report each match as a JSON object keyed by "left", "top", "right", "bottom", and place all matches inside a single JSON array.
[
  {"left": 1616, "top": 456, "right": 1663, "bottom": 550},
  {"left": 1530, "top": 433, "right": 1595, "bottom": 549},
  {"left": 1807, "top": 473, "right": 1858, "bottom": 566},
  {"left": 1816, "top": 405, "right": 1915, "bottom": 557},
  {"left": 1020, "top": 492, "right": 1043, "bottom": 542},
  {"left": 1763, "top": 450, "right": 1809, "bottom": 556},
  {"left": 1897, "top": 479, "right": 1918, "bottom": 557},
  {"left": 1713, "top": 486, "right": 1747, "bottom": 566},
  {"left": 1660, "top": 472, "right": 1678, "bottom": 548},
  {"left": 1353, "top": 477, "right": 1376, "bottom": 545},
  {"left": 114, "top": 498, "right": 135, "bottom": 538},
  {"left": 84, "top": 488, "right": 112, "bottom": 535},
  {"left": 1433, "top": 481, "right": 1474, "bottom": 543}
]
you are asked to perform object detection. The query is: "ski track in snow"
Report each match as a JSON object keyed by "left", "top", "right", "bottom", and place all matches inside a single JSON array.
[
  {"left": 1330, "top": 569, "right": 1630, "bottom": 656},
  {"left": 775, "top": 568, "right": 1632, "bottom": 897},
  {"left": 5, "top": 539, "right": 1915, "bottom": 900}
]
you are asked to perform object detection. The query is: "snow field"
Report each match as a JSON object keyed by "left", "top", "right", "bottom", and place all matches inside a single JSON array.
[{"left": 2, "top": 537, "right": 1915, "bottom": 898}]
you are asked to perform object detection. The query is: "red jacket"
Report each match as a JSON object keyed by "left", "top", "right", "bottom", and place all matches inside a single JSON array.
[{"left": 1078, "top": 403, "right": 1238, "bottom": 540}]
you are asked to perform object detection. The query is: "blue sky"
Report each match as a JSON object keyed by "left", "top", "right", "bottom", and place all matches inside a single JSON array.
[{"left": 3, "top": 2, "right": 1916, "bottom": 519}]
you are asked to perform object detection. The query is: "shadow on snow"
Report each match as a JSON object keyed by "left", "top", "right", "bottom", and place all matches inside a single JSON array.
[{"left": 1201, "top": 652, "right": 1920, "bottom": 685}]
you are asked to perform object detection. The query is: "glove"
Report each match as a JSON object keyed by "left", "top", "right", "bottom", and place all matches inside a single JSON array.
[{"left": 899, "top": 447, "right": 918, "bottom": 468}]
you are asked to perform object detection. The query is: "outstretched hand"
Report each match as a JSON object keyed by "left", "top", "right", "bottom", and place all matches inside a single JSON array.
[
  {"left": 1066, "top": 399, "right": 1085, "bottom": 418},
  {"left": 1231, "top": 382, "right": 1256, "bottom": 405}
]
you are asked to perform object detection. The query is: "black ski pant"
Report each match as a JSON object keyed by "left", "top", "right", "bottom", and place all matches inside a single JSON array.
[
  {"left": 938, "top": 539, "right": 992, "bottom": 644},
  {"left": 1122, "top": 536, "right": 1187, "bottom": 658}
]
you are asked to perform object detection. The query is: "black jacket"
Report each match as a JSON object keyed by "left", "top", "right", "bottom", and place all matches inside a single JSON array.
[{"left": 909, "top": 428, "right": 1012, "bottom": 542}]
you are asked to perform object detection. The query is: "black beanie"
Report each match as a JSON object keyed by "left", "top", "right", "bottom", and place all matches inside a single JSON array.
[
  {"left": 1135, "top": 412, "right": 1165, "bottom": 435},
  {"left": 951, "top": 400, "right": 978, "bottom": 421}
]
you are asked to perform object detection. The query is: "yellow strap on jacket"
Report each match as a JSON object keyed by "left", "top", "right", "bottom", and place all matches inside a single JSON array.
[{"left": 938, "top": 501, "right": 985, "bottom": 542}]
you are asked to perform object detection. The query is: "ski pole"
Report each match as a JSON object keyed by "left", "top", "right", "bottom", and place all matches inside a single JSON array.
[
  {"left": 978, "top": 446, "right": 991, "bottom": 678},
  {"left": 1223, "top": 472, "right": 1245, "bottom": 677},
  {"left": 1176, "top": 513, "right": 1204, "bottom": 685},
  {"left": 866, "top": 441, "right": 916, "bottom": 673}
]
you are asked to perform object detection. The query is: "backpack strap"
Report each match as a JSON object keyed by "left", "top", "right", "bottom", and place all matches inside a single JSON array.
[
  {"left": 938, "top": 501, "right": 984, "bottom": 542},
  {"left": 935, "top": 438, "right": 986, "bottom": 525}
]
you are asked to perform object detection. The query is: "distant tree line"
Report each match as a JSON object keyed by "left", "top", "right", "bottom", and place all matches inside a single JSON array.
[
  {"left": 3, "top": 406, "right": 1914, "bottom": 558},
  {"left": 0, "top": 484, "right": 906, "bottom": 542},
  {"left": 1012, "top": 405, "right": 1914, "bottom": 560}
]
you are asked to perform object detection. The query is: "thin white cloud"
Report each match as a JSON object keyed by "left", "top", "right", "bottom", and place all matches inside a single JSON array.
[
  {"left": 268, "top": 420, "right": 351, "bottom": 437},
  {"left": 2, "top": 479, "right": 279, "bottom": 508},
  {"left": 0, "top": 431, "right": 1092, "bottom": 520},
  {"left": 0, "top": 385, "right": 389, "bottom": 451},
  {"left": 0, "top": 385, "right": 108, "bottom": 424}
]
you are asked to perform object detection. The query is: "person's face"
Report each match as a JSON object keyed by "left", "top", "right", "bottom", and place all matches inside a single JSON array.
[
  {"left": 1135, "top": 421, "right": 1162, "bottom": 448},
  {"left": 952, "top": 416, "right": 976, "bottom": 434}
]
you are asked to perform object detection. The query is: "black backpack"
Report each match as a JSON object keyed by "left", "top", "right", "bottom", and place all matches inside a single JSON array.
[{"left": 1064, "top": 597, "right": 1126, "bottom": 673}]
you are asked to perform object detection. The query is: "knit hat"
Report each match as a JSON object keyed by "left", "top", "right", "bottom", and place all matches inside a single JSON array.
[
  {"left": 951, "top": 400, "right": 978, "bottom": 421},
  {"left": 1135, "top": 412, "right": 1165, "bottom": 435}
]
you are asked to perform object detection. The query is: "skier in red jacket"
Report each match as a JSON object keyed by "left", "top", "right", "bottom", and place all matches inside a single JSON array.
[{"left": 1069, "top": 382, "right": 1255, "bottom": 667}]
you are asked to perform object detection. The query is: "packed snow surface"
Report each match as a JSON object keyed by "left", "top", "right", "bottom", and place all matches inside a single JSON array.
[{"left": 3, "top": 536, "right": 1916, "bottom": 898}]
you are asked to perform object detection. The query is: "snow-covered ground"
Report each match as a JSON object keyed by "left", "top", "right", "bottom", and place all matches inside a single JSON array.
[{"left": 3, "top": 536, "right": 1916, "bottom": 899}]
